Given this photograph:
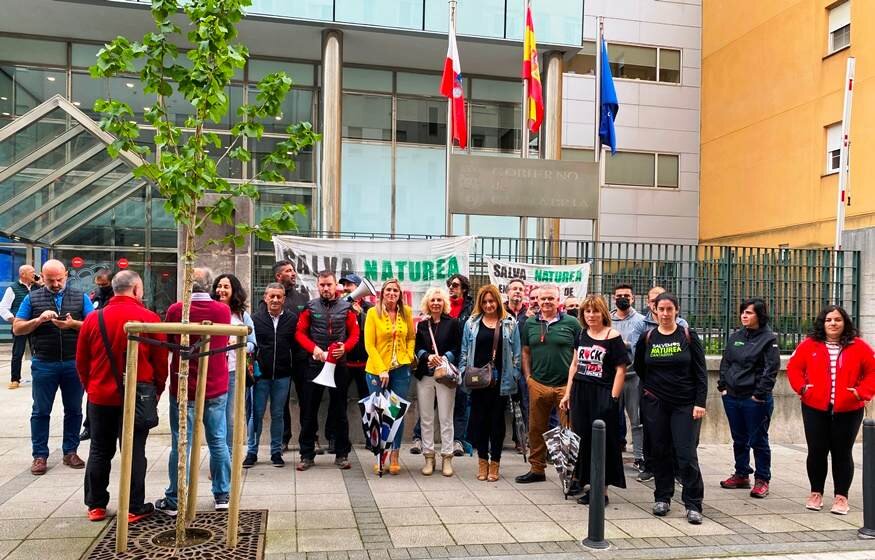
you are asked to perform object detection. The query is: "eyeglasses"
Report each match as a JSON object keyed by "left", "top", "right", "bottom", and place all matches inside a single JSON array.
[{"left": 449, "top": 282, "right": 461, "bottom": 288}]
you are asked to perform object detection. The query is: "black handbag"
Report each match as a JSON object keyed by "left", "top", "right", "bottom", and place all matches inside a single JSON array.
[
  {"left": 98, "top": 310, "right": 159, "bottom": 431},
  {"left": 463, "top": 320, "right": 501, "bottom": 390}
]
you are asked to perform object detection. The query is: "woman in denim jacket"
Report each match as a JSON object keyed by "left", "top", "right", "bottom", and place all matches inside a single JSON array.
[{"left": 460, "top": 284, "right": 522, "bottom": 482}]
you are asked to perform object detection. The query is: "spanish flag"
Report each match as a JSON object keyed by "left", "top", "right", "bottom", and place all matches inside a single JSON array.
[{"left": 522, "top": 4, "right": 544, "bottom": 134}]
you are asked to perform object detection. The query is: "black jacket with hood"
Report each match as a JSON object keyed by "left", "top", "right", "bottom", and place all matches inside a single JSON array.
[{"left": 717, "top": 326, "right": 781, "bottom": 400}]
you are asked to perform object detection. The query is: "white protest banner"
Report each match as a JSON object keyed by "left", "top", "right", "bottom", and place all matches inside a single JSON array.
[
  {"left": 486, "top": 257, "right": 591, "bottom": 300},
  {"left": 273, "top": 235, "right": 475, "bottom": 308}
]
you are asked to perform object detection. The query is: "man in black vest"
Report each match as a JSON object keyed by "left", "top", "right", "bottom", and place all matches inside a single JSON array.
[
  {"left": 13, "top": 259, "right": 93, "bottom": 475},
  {"left": 1, "top": 264, "right": 36, "bottom": 389},
  {"left": 294, "top": 271, "right": 360, "bottom": 471}
]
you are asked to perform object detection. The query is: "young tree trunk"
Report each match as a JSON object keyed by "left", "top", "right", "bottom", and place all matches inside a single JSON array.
[{"left": 175, "top": 216, "right": 196, "bottom": 545}]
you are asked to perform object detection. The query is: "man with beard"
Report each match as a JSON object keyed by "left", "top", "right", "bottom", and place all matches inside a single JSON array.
[
  {"left": 14, "top": 259, "right": 93, "bottom": 475},
  {"left": 294, "top": 271, "right": 360, "bottom": 470}
]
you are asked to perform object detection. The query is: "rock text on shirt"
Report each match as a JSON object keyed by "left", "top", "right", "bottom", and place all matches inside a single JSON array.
[{"left": 577, "top": 344, "right": 607, "bottom": 378}]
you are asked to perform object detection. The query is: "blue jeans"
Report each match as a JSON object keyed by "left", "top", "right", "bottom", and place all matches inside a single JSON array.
[
  {"left": 367, "top": 365, "right": 412, "bottom": 450},
  {"left": 722, "top": 394, "right": 773, "bottom": 481},
  {"left": 225, "top": 371, "right": 253, "bottom": 453},
  {"left": 248, "top": 377, "right": 291, "bottom": 456},
  {"left": 30, "top": 359, "right": 83, "bottom": 458},
  {"left": 165, "top": 394, "right": 231, "bottom": 506}
]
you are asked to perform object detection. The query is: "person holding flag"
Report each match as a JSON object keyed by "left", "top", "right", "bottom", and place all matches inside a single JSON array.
[{"left": 440, "top": 2, "right": 467, "bottom": 149}]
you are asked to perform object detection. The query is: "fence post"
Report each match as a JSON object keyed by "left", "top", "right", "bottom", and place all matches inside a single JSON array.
[
  {"left": 582, "top": 419, "right": 609, "bottom": 550},
  {"left": 859, "top": 419, "right": 875, "bottom": 539}
]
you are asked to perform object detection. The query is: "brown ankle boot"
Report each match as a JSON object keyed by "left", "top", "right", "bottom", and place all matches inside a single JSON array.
[
  {"left": 477, "top": 458, "right": 488, "bottom": 481},
  {"left": 389, "top": 450, "right": 401, "bottom": 475},
  {"left": 487, "top": 461, "right": 500, "bottom": 482}
]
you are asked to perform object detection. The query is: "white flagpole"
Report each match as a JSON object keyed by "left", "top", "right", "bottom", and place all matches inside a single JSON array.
[
  {"left": 832, "top": 56, "right": 855, "bottom": 303},
  {"left": 521, "top": 0, "right": 530, "bottom": 160},
  {"left": 445, "top": 0, "right": 457, "bottom": 235}
]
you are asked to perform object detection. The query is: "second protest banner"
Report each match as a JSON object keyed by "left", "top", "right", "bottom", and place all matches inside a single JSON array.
[{"left": 486, "top": 257, "right": 591, "bottom": 299}]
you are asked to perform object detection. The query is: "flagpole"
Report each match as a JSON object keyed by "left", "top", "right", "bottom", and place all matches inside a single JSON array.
[
  {"left": 520, "top": 0, "right": 530, "bottom": 241},
  {"left": 832, "top": 56, "right": 855, "bottom": 302},
  {"left": 593, "top": 17, "right": 602, "bottom": 164},
  {"left": 446, "top": 0, "right": 457, "bottom": 236}
]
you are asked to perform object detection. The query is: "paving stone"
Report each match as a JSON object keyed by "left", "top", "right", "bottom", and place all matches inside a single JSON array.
[
  {"left": 388, "top": 526, "right": 452, "bottom": 548},
  {"left": 538, "top": 541, "right": 564, "bottom": 552},
  {"left": 447, "top": 523, "right": 514, "bottom": 545},
  {"left": 366, "top": 548, "right": 390, "bottom": 560},
  {"left": 445, "top": 545, "right": 468, "bottom": 557},
  {"left": 297, "top": 510, "right": 357, "bottom": 530},
  {"left": 426, "top": 546, "right": 449, "bottom": 558},
  {"left": 5, "top": 538, "right": 100, "bottom": 560},
  {"left": 327, "top": 552, "right": 350, "bottom": 560},
  {"left": 299, "top": 529, "right": 363, "bottom": 552},
  {"left": 734, "top": 514, "right": 809, "bottom": 533},
  {"left": 520, "top": 542, "right": 544, "bottom": 553},
  {"left": 501, "top": 542, "right": 526, "bottom": 555},
  {"left": 502, "top": 521, "right": 572, "bottom": 543},
  {"left": 406, "top": 547, "right": 430, "bottom": 559},
  {"left": 387, "top": 548, "right": 410, "bottom": 559},
  {"left": 265, "top": 530, "right": 298, "bottom": 554},
  {"left": 463, "top": 544, "right": 487, "bottom": 556},
  {"left": 379, "top": 507, "right": 441, "bottom": 527},
  {"left": 305, "top": 553, "right": 328, "bottom": 560},
  {"left": 483, "top": 544, "right": 506, "bottom": 555}
]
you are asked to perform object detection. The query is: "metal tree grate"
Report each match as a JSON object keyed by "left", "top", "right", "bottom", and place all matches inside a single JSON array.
[{"left": 86, "top": 510, "right": 267, "bottom": 559}]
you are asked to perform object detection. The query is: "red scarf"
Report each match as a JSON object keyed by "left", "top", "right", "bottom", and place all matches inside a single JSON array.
[{"left": 449, "top": 296, "right": 464, "bottom": 319}]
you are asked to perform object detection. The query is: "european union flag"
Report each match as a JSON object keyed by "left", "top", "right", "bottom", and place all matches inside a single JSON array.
[{"left": 599, "top": 38, "right": 619, "bottom": 154}]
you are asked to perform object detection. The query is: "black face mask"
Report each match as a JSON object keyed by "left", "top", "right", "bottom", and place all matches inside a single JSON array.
[
  {"left": 99, "top": 285, "right": 113, "bottom": 297},
  {"left": 566, "top": 308, "right": 579, "bottom": 318},
  {"left": 615, "top": 297, "right": 631, "bottom": 311}
]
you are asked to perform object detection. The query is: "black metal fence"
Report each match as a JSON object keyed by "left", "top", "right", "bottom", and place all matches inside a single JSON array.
[{"left": 254, "top": 233, "right": 860, "bottom": 354}]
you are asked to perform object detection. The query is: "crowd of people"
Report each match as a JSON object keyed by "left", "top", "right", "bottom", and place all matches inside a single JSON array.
[{"left": 2, "top": 258, "right": 874, "bottom": 527}]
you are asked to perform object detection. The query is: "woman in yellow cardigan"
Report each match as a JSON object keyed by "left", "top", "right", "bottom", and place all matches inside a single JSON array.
[{"left": 364, "top": 278, "right": 416, "bottom": 474}]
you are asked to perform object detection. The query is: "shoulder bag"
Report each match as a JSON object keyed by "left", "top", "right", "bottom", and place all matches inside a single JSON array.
[
  {"left": 98, "top": 310, "right": 160, "bottom": 431},
  {"left": 428, "top": 320, "right": 460, "bottom": 387},
  {"left": 463, "top": 320, "right": 500, "bottom": 390}
]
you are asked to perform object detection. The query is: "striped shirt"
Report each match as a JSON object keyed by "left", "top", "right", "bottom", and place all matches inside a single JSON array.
[{"left": 826, "top": 342, "right": 841, "bottom": 405}]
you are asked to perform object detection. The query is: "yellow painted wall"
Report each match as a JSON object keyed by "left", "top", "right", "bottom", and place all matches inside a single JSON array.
[{"left": 701, "top": 0, "right": 875, "bottom": 247}]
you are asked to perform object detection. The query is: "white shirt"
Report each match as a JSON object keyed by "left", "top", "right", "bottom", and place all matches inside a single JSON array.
[{"left": 0, "top": 286, "right": 15, "bottom": 321}]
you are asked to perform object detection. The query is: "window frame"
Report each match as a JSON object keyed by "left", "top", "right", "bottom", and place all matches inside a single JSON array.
[
  {"left": 567, "top": 41, "right": 681, "bottom": 85},
  {"left": 602, "top": 150, "right": 680, "bottom": 189},
  {"left": 827, "top": 1, "right": 851, "bottom": 54},
  {"left": 825, "top": 122, "right": 842, "bottom": 175}
]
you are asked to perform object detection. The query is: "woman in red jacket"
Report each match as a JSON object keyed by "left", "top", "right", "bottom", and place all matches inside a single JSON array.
[{"left": 787, "top": 305, "right": 875, "bottom": 515}]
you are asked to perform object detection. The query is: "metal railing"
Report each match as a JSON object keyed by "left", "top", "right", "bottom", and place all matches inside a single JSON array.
[{"left": 254, "top": 232, "right": 860, "bottom": 354}]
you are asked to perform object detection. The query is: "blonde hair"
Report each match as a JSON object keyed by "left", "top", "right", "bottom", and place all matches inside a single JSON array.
[
  {"left": 420, "top": 287, "right": 451, "bottom": 315},
  {"left": 580, "top": 295, "right": 611, "bottom": 327},
  {"left": 472, "top": 284, "right": 508, "bottom": 321},
  {"left": 376, "top": 278, "right": 408, "bottom": 320}
]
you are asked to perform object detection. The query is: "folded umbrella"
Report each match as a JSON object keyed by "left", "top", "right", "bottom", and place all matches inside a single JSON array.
[
  {"left": 543, "top": 424, "right": 580, "bottom": 498},
  {"left": 511, "top": 400, "right": 528, "bottom": 463}
]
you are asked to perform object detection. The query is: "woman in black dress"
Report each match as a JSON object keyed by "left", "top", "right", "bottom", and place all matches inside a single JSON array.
[{"left": 560, "top": 295, "right": 628, "bottom": 505}]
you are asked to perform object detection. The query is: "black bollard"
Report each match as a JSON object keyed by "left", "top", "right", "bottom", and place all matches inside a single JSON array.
[
  {"left": 859, "top": 419, "right": 875, "bottom": 539},
  {"left": 582, "top": 419, "right": 609, "bottom": 550}
]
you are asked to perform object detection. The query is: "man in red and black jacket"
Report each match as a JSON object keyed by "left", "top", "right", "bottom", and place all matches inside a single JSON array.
[
  {"left": 294, "top": 270, "right": 359, "bottom": 471},
  {"left": 76, "top": 270, "right": 168, "bottom": 523}
]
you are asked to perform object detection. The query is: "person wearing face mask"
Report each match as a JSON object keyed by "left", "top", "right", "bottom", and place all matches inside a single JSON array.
[
  {"left": 80, "top": 270, "right": 115, "bottom": 442},
  {"left": 610, "top": 284, "right": 646, "bottom": 472},
  {"left": 563, "top": 296, "right": 580, "bottom": 318},
  {"left": 787, "top": 305, "right": 875, "bottom": 515},
  {"left": 295, "top": 271, "right": 360, "bottom": 471}
]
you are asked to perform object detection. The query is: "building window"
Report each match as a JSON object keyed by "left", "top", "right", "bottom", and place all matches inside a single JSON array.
[
  {"left": 828, "top": 1, "right": 851, "bottom": 53},
  {"left": 604, "top": 151, "right": 679, "bottom": 189},
  {"left": 567, "top": 42, "right": 681, "bottom": 84},
  {"left": 826, "top": 122, "right": 842, "bottom": 174}
]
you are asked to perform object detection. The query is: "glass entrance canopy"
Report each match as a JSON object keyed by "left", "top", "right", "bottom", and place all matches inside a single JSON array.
[{"left": 0, "top": 94, "right": 148, "bottom": 245}]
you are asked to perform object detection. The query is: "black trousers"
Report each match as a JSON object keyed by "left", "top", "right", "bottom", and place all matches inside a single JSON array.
[
  {"left": 468, "top": 383, "right": 508, "bottom": 462},
  {"left": 10, "top": 334, "right": 26, "bottom": 383},
  {"left": 640, "top": 392, "right": 704, "bottom": 512},
  {"left": 84, "top": 401, "right": 148, "bottom": 512},
  {"left": 326, "top": 365, "right": 368, "bottom": 442},
  {"left": 801, "top": 403, "right": 863, "bottom": 496},
  {"left": 299, "top": 363, "right": 351, "bottom": 460}
]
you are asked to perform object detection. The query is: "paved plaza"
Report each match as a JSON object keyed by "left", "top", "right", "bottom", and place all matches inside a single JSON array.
[{"left": 0, "top": 354, "right": 874, "bottom": 559}]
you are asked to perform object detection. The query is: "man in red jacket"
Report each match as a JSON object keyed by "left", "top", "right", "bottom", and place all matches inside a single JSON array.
[
  {"left": 76, "top": 270, "right": 168, "bottom": 523},
  {"left": 156, "top": 267, "right": 232, "bottom": 515}
]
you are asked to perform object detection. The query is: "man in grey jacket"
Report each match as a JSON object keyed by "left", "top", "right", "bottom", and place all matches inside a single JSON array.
[{"left": 610, "top": 284, "right": 646, "bottom": 471}]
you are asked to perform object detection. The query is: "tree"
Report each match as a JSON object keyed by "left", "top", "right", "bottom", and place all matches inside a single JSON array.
[{"left": 90, "top": 0, "right": 319, "bottom": 544}]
